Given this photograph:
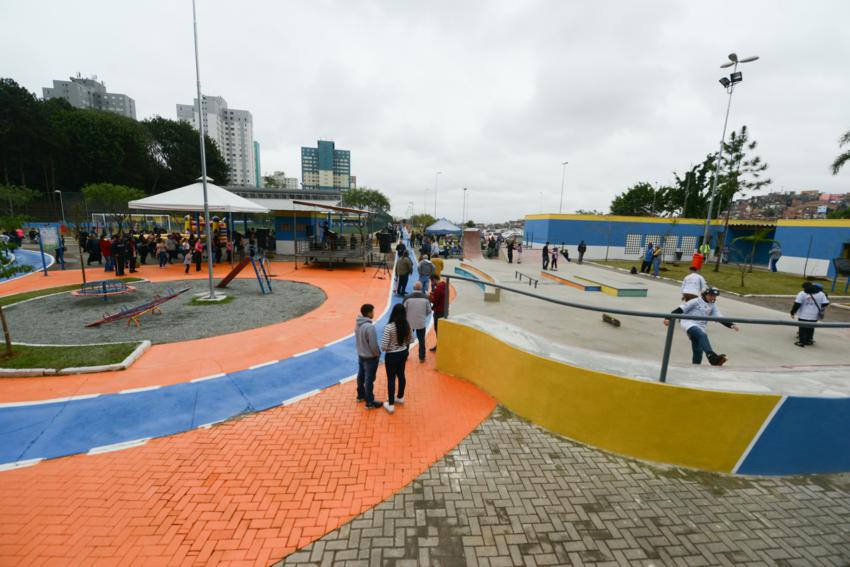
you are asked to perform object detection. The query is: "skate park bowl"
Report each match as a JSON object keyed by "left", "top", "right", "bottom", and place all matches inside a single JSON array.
[
  {"left": 453, "top": 263, "right": 500, "bottom": 301},
  {"left": 437, "top": 274, "right": 850, "bottom": 476}
]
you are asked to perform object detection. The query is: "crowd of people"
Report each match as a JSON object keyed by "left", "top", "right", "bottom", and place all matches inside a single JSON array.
[
  {"left": 79, "top": 226, "right": 265, "bottom": 276},
  {"left": 355, "top": 238, "right": 448, "bottom": 414}
]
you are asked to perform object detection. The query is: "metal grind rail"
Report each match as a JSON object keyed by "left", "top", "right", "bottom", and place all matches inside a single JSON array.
[{"left": 443, "top": 274, "right": 850, "bottom": 383}]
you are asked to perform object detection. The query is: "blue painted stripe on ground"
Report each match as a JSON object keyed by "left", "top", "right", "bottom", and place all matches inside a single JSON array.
[
  {"left": 0, "top": 238, "right": 428, "bottom": 465},
  {"left": 736, "top": 396, "right": 850, "bottom": 475},
  {"left": 0, "top": 249, "right": 54, "bottom": 282}
]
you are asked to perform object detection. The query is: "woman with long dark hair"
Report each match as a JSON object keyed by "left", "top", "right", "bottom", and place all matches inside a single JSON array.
[{"left": 380, "top": 303, "right": 412, "bottom": 413}]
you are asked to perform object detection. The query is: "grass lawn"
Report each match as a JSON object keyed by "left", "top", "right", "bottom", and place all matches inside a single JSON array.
[
  {"left": 0, "top": 277, "right": 144, "bottom": 308},
  {"left": 0, "top": 342, "right": 140, "bottom": 370},
  {"left": 594, "top": 260, "right": 828, "bottom": 296},
  {"left": 189, "top": 295, "right": 235, "bottom": 306}
]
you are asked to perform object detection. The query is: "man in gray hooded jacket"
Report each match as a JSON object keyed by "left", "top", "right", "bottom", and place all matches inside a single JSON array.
[
  {"left": 355, "top": 303, "right": 382, "bottom": 408},
  {"left": 404, "top": 281, "right": 432, "bottom": 361}
]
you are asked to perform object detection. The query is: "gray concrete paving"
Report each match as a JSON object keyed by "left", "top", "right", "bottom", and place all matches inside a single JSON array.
[
  {"left": 5, "top": 278, "right": 325, "bottom": 345},
  {"left": 445, "top": 258, "right": 850, "bottom": 371},
  {"left": 275, "top": 407, "right": 850, "bottom": 566}
]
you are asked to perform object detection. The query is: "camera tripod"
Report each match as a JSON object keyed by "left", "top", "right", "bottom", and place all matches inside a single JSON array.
[{"left": 372, "top": 253, "right": 393, "bottom": 279}]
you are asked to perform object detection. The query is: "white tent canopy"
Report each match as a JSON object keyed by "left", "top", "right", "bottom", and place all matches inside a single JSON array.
[
  {"left": 128, "top": 178, "right": 270, "bottom": 214},
  {"left": 425, "top": 218, "right": 462, "bottom": 235}
]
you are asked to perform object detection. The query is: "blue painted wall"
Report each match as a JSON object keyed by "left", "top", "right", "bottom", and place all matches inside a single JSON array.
[
  {"left": 737, "top": 396, "right": 850, "bottom": 475},
  {"left": 524, "top": 218, "right": 717, "bottom": 249}
]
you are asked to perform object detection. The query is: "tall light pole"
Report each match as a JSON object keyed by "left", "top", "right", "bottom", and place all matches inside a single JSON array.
[
  {"left": 433, "top": 171, "right": 442, "bottom": 218},
  {"left": 462, "top": 187, "right": 468, "bottom": 227},
  {"left": 559, "top": 161, "right": 569, "bottom": 214},
  {"left": 702, "top": 52, "right": 759, "bottom": 248},
  {"left": 54, "top": 190, "right": 66, "bottom": 227},
  {"left": 191, "top": 0, "right": 217, "bottom": 300}
]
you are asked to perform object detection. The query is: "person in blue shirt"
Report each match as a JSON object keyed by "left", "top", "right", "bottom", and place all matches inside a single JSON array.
[{"left": 641, "top": 242, "right": 654, "bottom": 274}]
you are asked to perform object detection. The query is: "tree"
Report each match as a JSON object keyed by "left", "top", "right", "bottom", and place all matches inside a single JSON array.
[
  {"left": 609, "top": 182, "right": 674, "bottom": 216},
  {"left": 465, "top": 220, "right": 475, "bottom": 228},
  {"left": 341, "top": 187, "right": 390, "bottom": 213},
  {"left": 832, "top": 129, "right": 850, "bottom": 175},
  {"left": 575, "top": 209, "right": 605, "bottom": 215},
  {"left": 732, "top": 228, "right": 777, "bottom": 274},
  {"left": 669, "top": 155, "right": 719, "bottom": 219},
  {"left": 81, "top": 183, "right": 145, "bottom": 234},
  {"left": 713, "top": 125, "right": 771, "bottom": 272},
  {"left": 408, "top": 214, "right": 436, "bottom": 229},
  {"left": 827, "top": 207, "right": 850, "bottom": 219},
  {"left": 143, "top": 117, "right": 229, "bottom": 191},
  {"left": 0, "top": 184, "right": 37, "bottom": 216},
  {"left": 0, "top": 239, "right": 33, "bottom": 356}
]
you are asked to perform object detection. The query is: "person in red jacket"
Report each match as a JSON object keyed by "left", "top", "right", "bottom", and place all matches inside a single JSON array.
[
  {"left": 99, "top": 236, "right": 113, "bottom": 272},
  {"left": 428, "top": 274, "right": 448, "bottom": 352}
]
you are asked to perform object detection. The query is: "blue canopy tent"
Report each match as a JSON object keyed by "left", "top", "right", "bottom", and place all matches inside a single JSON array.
[{"left": 425, "top": 218, "right": 462, "bottom": 236}]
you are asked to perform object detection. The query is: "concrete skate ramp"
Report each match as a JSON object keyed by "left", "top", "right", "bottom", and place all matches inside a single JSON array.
[
  {"left": 462, "top": 229, "right": 482, "bottom": 259},
  {"left": 437, "top": 316, "right": 850, "bottom": 476}
]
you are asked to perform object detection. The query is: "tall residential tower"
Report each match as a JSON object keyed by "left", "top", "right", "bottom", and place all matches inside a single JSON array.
[
  {"left": 176, "top": 95, "right": 256, "bottom": 187},
  {"left": 43, "top": 75, "right": 136, "bottom": 119},
  {"left": 301, "top": 140, "right": 351, "bottom": 192}
]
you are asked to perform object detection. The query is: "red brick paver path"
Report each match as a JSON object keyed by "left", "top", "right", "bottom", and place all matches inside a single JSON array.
[{"left": 0, "top": 352, "right": 495, "bottom": 566}]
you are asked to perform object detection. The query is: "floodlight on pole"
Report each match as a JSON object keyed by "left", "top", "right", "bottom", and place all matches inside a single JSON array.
[
  {"left": 701, "top": 52, "right": 759, "bottom": 249},
  {"left": 191, "top": 0, "right": 217, "bottom": 300},
  {"left": 559, "top": 161, "right": 569, "bottom": 214}
]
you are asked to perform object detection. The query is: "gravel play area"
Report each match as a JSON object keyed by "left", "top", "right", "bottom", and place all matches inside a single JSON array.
[{"left": 5, "top": 279, "right": 326, "bottom": 345}]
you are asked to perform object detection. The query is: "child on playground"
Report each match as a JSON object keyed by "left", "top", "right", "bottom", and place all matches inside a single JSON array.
[{"left": 183, "top": 245, "right": 193, "bottom": 274}]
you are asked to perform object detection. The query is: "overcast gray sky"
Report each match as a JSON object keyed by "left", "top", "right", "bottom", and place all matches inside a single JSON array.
[{"left": 3, "top": 0, "right": 849, "bottom": 223}]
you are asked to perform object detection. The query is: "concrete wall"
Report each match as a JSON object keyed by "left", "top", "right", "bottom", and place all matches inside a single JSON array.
[
  {"left": 525, "top": 214, "right": 850, "bottom": 277},
  {"left": 437, "top": 319, "right": 850, "bottom": 475}
]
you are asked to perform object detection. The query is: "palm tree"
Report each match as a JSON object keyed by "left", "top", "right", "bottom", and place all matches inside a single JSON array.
[
  {"left": 732, "top": 228, "right": 777, "bottom": 274},
  {"left": 832, "top": 129, "right": 850, "bottom": 175}
]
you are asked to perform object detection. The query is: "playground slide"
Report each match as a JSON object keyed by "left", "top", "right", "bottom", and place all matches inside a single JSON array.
[
  {"left": 463, "top": 229, "right": 482, "bottom": 260},
  {"left": 216, "top": 258, "right": 251, "bottom": 288}
]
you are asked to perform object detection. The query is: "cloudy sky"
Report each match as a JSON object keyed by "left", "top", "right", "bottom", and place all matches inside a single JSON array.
[{"left": 3, "top": 0, "right": 849, "bottom": 223}]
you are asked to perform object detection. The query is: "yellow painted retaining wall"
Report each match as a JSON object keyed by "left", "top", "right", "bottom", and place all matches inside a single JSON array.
[{"left": 437, "top": 320, "right": 780, "bottom": 473}]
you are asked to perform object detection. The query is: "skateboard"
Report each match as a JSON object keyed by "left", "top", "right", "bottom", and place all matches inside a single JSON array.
[{"left": 602, "top": 313, "right": 621, "bottom": 327}]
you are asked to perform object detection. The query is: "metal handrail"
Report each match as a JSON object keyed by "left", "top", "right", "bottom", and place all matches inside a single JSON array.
[{"left": 443, "top": 274, "right": 850, "bottom": 383}]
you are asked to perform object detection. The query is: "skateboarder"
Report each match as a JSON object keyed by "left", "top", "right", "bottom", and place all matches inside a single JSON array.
[
  {"left": 664, "top": 287, "right": 739, "bottom": 366},
  {"left": 791, "top": 281, "right": 829, "bottom": 347}
]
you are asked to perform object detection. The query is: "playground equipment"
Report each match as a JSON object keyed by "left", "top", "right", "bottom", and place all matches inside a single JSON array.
[
  {"left": 85, "top": 288, "right": 189, "bottom": 328},
  {"left": 72, "top": 280, "right": 137, "bottom": 301},
  {"left": 216, "top": 255, "right": 273, "bottom": 294}
]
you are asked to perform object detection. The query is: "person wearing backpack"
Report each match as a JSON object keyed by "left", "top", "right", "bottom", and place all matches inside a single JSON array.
[
  {"left": 791, "top": 282, "right": 829, "bottom": 347},
  {"left": 418, "top": 253, "right": 435, "bottom": 293}
]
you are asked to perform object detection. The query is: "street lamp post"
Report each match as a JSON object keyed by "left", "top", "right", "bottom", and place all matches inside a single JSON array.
[
  {"left": 462, "top": 187, "right": 468, "bottom": 227},
  {"left": 433, "top": 171, "right": 442, "bottom": 218},
  {"left": 54, "top": 190, "right": 66, "bottom": 227},
  {"left": 702, "top": 52, "right": 759, "bottom": 249},
  {"left": 559, "top": 161, "right": 569, "bottom": 214},
  {"left": 192, "top": 0, "right": 218, "bottom": 300}
]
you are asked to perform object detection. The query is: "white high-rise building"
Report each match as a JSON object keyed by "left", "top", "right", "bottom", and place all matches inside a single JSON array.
[
  {"left": 43, "top": 75, "right": 136, "bottom": 119},
  {"left": 177, "top": 95, "right": 256, "bottom": 187}
]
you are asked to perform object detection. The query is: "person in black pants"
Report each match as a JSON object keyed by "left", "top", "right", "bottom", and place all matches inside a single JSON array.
[
  {"left": 112, "top": 235, "right": 126, "bottom": 276},
  {"left": 542, "top": 242, "right": 550, "bottom": 270},
  {"left": 380, "top": 304, "right": 412, "bottom": 414}
]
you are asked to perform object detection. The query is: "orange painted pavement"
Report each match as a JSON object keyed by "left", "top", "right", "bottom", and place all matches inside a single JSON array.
[
  {"left": 0, "top": 352, "right": 496, "bottom": 566},
  {"left": 0, "top": 261, "right": 390, "bottom": 402}
]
